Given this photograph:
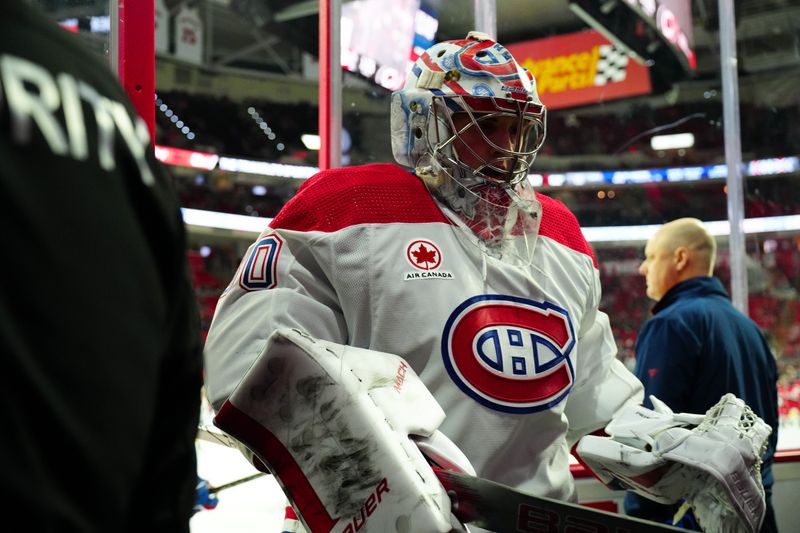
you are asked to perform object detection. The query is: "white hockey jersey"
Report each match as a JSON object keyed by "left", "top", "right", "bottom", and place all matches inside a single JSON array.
[{"left": 204, "top": 163, "right": 643, "bottom": 502}]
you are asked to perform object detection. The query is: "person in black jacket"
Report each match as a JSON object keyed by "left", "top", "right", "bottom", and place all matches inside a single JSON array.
[
  {"left": 0, "top": 2, "right": 203, "bottom": 531},
  {"left": 625, "top": 217, "right": 779, "bottom": 532}
]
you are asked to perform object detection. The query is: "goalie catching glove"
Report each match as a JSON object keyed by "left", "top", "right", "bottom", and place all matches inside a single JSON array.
[{"left": 576, "top": 393, "right": 771, "bottom": 533}]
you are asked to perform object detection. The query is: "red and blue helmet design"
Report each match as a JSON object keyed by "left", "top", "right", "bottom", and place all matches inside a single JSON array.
[{"left": 390, "top": 31, "right": 546, "bottom": 186}]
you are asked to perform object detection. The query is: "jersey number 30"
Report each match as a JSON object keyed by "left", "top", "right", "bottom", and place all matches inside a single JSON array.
[{"left": 238, "top": 234, "right": 283, "bottom": 291}]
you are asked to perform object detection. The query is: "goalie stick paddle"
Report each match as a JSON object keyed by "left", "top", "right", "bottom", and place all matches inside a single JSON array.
[{"left": 435, "top": 469, "right": 684, "bottom": 533}]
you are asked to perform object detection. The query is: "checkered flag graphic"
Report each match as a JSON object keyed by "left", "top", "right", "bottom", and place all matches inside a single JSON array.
[{"left": 594, "top": 44, "right": 629, "bottom": 85}]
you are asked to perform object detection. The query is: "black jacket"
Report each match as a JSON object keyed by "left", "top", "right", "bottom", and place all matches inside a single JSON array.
[{"left": 0, "top": 3, "right": 202, "bottom": 531}]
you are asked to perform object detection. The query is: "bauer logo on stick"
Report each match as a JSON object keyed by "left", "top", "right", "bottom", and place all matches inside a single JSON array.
[{"left": 443, "top": 294, "right": 575, "bottom": 413}]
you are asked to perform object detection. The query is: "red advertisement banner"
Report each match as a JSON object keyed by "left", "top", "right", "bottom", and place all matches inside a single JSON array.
[{"left": 507, "top": 30, "right": 652, "bottom": 110}]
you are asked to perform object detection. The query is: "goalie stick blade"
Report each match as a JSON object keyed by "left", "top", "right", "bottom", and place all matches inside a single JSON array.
[{"left": 435, "top": 470, "right": 684, "bottom": 533}]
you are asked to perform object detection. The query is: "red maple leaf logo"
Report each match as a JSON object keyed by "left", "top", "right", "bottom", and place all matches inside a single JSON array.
[{"left": 412, "top": 244, "right": 437, "bottom": 268}]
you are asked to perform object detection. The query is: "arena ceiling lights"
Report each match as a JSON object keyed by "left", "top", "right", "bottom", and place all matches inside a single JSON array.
[
  {"left": 650, "top": 132, "right": 695, "bottom": 150},
  {"left": 181, "top": 206, "right": 800, "bottom": 243},
  {"left": 154, "top": 144, "right": 799, "bottom": 187}
]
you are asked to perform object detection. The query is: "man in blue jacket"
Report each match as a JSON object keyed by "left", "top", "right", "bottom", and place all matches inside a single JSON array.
[{"left": 624, "top": 217, "right": 779, "bottom": 532}]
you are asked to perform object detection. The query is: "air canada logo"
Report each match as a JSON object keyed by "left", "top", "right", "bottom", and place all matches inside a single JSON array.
[
  {"left": 442, "top": 295, "right": 575, "bottom": 413},
  {"left": 404, "top": 239, "right": 453, "bottom": 281}
]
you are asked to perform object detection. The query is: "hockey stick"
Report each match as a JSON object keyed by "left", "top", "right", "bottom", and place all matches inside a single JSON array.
[
  {"left": 208, "top": 472, "right": 267, "bottom": 495},
  {"left": 198, "top": 425, "right": 680, "bottom": 532},
  {"left": 436, "top": 469, "right": 683, "bottom": 532}
]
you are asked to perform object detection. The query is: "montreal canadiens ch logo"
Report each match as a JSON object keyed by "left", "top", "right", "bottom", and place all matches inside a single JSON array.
[{"left": 442, "top": 295, "right": 575, "bottom": 414}]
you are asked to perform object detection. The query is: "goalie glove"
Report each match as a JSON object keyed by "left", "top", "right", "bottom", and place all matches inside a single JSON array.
[{"left": 576, "top": 393, "right": 771, "bottom": 533}]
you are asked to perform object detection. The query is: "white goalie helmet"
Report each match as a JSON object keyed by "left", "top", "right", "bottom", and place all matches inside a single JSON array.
[
  {"left": 390, "top": 31, "right": 547, "bottom": 264},
  {"left": 390, "top": 30, "right": 546, "bottom": 187}
]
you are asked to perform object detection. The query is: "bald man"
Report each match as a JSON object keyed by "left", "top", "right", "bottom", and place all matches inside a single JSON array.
[{"left": 624, "top": 218, "right": 779, "bottom": 532}]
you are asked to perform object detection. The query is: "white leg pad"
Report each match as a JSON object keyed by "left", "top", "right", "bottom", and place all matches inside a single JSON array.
[{"left": 214, "top": 328, "right": 455, "bottom": 533}]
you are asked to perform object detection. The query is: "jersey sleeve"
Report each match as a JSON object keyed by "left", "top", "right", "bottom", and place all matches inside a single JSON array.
[{"left": 563, "top": 267, "right": 644, "bottom": 446}]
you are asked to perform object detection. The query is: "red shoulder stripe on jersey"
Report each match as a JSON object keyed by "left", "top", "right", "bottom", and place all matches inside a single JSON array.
[
  {"left": 536, "top": 192, "right": 597, "bottom": 268},
  {"left": 270, "top": 163, "right": 450, "bottom": 232},
  {"left": 271, "top": 165, "right": 595, "bottom": 267}
]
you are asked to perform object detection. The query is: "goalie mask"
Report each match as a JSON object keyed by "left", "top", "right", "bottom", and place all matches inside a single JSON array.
[{"left": 390, "top": 31, "right": 547, "bottom": 264}]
